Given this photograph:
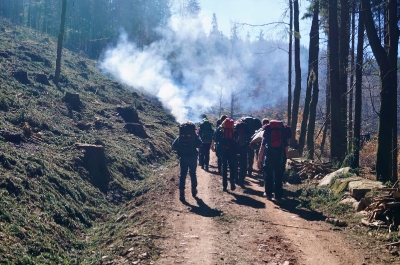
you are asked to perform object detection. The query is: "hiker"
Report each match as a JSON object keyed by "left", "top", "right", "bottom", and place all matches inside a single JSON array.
[
  {"left": 234, "top": 118, "right": 251, "bottom": 187},
  {"left": 257, "top": 120, "right": 290, "bottom": 201},
  {"left": 213, "top": 114, "right": 227, "bottom": 175},
  {"left": 172, "top": 121, "right": 202, "bottom": 201},
  {"left": 198, "top": 117, "right": 214, "bottom": 171},
  {"left": 243, "top": 117, "right": 262, "bottom": 176},
  {"left": 211, "top": 117, "right": 237, "bottom": 191}
]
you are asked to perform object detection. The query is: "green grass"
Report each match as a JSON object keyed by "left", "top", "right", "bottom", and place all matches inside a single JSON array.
[
  {"left": 0, "top": 17, "right": 179, "bottom": 264},
  {"left": 298, "top": 187, "right": 353, "bottom": 217}
]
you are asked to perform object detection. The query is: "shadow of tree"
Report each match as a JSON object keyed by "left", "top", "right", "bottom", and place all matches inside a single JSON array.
[{"left": 180, "top": 197, "right": 223, "bottom": 217}]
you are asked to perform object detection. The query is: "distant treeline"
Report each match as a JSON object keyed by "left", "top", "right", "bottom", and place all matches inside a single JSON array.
[{"left": 0, "top": 0, "right": 171, "bottom": 58}]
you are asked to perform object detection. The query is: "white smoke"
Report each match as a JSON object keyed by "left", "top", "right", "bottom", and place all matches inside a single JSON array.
[{"left": 100, "top": 16, "right": 290, "bottom": 123}]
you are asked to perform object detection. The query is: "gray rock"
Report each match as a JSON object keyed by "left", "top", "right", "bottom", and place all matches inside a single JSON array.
[
  {"left": 318, "top": 167, "right": 352, "bottom": 187},
  {"left": 348, "top": 179, "right": 384, "bottom": 200}
]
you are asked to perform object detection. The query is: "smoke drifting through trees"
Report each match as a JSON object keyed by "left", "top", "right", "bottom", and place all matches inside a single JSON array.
[{"left": 100, "top": 16, "right": 294, "bottom": 122}]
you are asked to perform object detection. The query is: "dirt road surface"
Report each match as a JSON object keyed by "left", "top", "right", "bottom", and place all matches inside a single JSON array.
[{"left": 156, "top": 153, "right": 369, "bottom": 265}]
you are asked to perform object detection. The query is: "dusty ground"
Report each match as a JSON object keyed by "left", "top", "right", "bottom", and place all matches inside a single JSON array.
[{"left": 154, "top": 153, "right": 390, "bottom": 265}]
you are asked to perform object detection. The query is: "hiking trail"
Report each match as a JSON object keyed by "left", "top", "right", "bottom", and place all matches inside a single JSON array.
[{"left": 156, "top": 153, "right": 367, "bottom": 265}]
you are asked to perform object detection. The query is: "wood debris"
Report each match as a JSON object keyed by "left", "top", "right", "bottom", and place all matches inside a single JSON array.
[
  {"left": 362, "top": 180, "right": 400, "bottom": 231},
  {"left": 288, "top": 159, "right": 332, "bottom": 180}
]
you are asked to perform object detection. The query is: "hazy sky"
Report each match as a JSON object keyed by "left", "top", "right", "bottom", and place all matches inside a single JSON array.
[{"left": 198, "top": 0, "right": 311, "bottom": 43}]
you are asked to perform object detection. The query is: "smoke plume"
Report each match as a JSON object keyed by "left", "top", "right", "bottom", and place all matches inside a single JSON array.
[{"left": 100, "top": 16, "right": 290, "bottom": 123}]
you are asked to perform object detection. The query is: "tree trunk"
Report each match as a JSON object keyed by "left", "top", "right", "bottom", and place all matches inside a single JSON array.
[
  {"left": 339, "top": 0, "right": 350, "bottom": 159},
  {"left": 54, "top": 0, "right": 67, "bottom": 84},
  {"left": 353, "top": 3, "right": 364, "bottom": 169},
  {"left": 360, "top": 0, "right": 398, "bottom": 182},
  {"left": 348, "top": 0, "right": 355, "bottom": 152},
  {"left": 320, "top": 50, "right": 330, "bottom": 157},
  {"left": 290, "top": 0, "right": 301, "bottom": 149},
  {"left": 305, "top": 0, "right": 320, "bottom": 160},
  {"left": 329, "top": 0, "right": 342, "bottom": 162},
  {"left": 287, "top": 0, "right": 293, "bottom": 126}
]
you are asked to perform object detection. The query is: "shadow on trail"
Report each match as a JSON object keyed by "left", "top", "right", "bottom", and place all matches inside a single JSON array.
[
  {"left": 271, "top": 189, "right": 327, "bottom": 222},
  {"left": 229, "top": 191, "right": 265, "bottom": 209},
  {"left": 181, "top": 197, "right": 223, "bottom": 217},
  {"left": 242, "top": 186, "right": 264, "bottom": 197}
]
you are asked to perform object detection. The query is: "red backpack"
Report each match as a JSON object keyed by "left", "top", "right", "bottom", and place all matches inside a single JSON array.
[
  {"left": 217, "top": 118, "right": 236, "bottom": 150},
  {"left": 263, "top": 120, "right": 286, "bottom": 162},
  {"left": 222, "top": 118, "right": 234, "bottom": 139}
]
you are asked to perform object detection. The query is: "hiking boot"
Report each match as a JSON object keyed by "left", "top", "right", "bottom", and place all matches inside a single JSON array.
[
  {"left": 179, "top": 190, "right": 185, "bottom": 201},
  {"left": 263, "top": 192, "right": 272, "bottom": 200},
  {"left": 222, "top": 187, "right": 228, "bottom": 192},
  {"left": 201, "top": 165, "right": 204, "bottom": 169},
  {"left": 230, "top": 183, "right": 236, "bottom": 191},
  {"left": 191, "top": 188, "right": 198, "bottom": 197},
  {"left": 205, "top": 165, "right": 209, "bottom": 171}
]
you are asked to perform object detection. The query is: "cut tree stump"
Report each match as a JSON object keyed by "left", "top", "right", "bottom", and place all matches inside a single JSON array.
[
  {"left": 12, "top": 70, "right": 30, "bottom": 84},
  {"left": 116, "top": 106, "right": 139, "bottom": 123},
  {"left": 63, "top": 92, "right": 81, "bottom": 110},
  {"left": 124, "top": 123, "right": 148, "bottom": 138},
  {"left": 0, "top": 131, "right": 25, "bottom": 144},
  {"left": 75, "top": 143, "right": 111, "bottom": 192},
  {"left": 34, "top": 73, "right": 51, "bottom": 85}
]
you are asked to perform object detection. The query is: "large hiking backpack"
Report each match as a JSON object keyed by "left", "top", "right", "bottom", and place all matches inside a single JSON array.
[
  {"left": 263, "top": 120, "right": 286, "bottom": 163},
  {"left": 235, "top": 121, "right": 249, "bottom": 147},
  {"left": 178, "top": 123, "right": 196, "bottom": 156},
  {"left": 217, "top": 118, "right": 236, "bottom": 150},
  {"left": 200, "top": 119, "right": 213, "bottom": 143}
]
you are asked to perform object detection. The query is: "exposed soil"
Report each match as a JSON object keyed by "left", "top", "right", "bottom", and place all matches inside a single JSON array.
[{"left": 155, "top": 153, "right": 372, "bottom": 265}]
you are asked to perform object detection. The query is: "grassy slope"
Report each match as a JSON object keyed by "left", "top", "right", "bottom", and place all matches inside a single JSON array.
[{"left": 0, "top": 18, "right": 179, "bottom": 264}]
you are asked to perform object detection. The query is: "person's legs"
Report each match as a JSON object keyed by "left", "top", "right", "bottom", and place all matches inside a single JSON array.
[
  {"left": 264, "top": 162, "right": 273, "bottom": 198},
  {"left": 273, "top": 164, "right": 284, "bottom": 200},
  {"left": 188, "top": 156, "right": 198, "bottom": 196},
  {"left": 238, "top": 146, "right": 247, "bottom": 186},
  {"left": 221, "top": 151, "right": 228, "bottom": 191},
  {"left": 247, "top": 147, "right": 254, "bottom": 176},
  {"left": 179, "top": 157, "right": 189, "bottom": 199},
  {"left": 203, "top": 143, "right": 211, "bottom": 170},
  {"left": 228, "top": 153, "right": 236, "bottom": 191},
  {"left": 199, "top": 145, "right": 205, "bottom": 168},
  {"left": 217, "top": 147, "right": 222, "bottom": 174}
]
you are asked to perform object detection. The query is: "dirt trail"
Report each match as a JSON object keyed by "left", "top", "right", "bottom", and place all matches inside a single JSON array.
[{"left": 156, "top": 153, "right": 368, "bottom": 265}]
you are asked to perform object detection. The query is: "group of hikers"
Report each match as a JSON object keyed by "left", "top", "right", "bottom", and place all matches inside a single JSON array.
[{"left": 172, "top": 114, "right": 291, "bottom": 202}]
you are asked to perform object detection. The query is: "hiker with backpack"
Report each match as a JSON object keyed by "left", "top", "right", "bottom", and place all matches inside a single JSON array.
[
  {"left": 197, "top": 118, "right": 214, "bottom": 171},
  {"left": 213, "top": 114, "right": 227, "bottom": 175},
  {"left": 257, "top": 120, "right": 290, "bottom": 201},
  {"left": 172, "top": 121, "right": 202, "bottom": 201},
  {"left": 234, "top": 118, "right": 251, "bottom": 187},
  {"left": 211, "top": 117, "right": 237, "bottom": 191},
  {"left": 243, "top": 117, "right": 262, "bottom": 176}
]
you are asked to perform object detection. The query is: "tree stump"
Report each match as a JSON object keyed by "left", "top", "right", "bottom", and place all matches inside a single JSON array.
[
  {"left": 63, "top": 92, "right": 81, "bottom": 110},
  {"left": 1, "top": 131, "right": 25, "bottom": 144},
  {"left": 116, "top": 106, "right": 139, "bottom": 123},
  {"left": 0, "top": 51, "right": 9, "bottom": 58},
  {"left": 34, "top": 73, "right": 51, "bottom": 86},
  {"left": 12, "top": 70, "right": 30, "bottom": 85},
  {"left": 124, "top": 123, "right": 149, "bottom": 138},
  {"left": 75, "top": 143, "right": 111, "bottom": 192}
]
